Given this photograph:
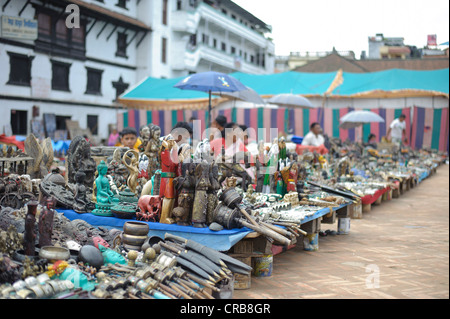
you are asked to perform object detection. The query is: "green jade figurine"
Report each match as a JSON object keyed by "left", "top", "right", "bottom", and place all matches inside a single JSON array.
[{"left": 92, "top": 160, "right": 119, "bottom": 217}]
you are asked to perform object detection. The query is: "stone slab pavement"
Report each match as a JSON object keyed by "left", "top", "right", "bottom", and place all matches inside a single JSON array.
[{"left": 234, "top": 164, "right": 449, "bottom": 299}]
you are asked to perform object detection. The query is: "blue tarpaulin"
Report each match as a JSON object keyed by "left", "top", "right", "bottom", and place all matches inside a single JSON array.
[
  {"left": 119, "top": 69, "right": 449, "bottom": 109},
  {"left": 57, "top": 209, "right": 252, "bottom": 251},
  {"left": 52, "top": 140, "right": 71, "bottom": 153}
]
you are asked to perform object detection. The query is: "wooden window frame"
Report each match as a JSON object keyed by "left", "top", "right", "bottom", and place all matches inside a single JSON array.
[
  {"left": 51, "top": 60, "right": 71, "bottom": 92},
  {"left": 85, "top": 67, "right": 103, "bottom": 96},
  {"left": 7, "top": 52, "right": 33, "bottom": 87}
]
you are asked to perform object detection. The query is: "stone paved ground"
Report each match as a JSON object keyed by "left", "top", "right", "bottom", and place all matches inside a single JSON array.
[{"left": 234, "top": 164, "right": 449, "bottom": 299}]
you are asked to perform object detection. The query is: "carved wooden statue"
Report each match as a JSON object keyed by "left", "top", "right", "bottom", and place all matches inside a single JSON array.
[
  {"left": 24, "top": 201, "right": 38, "bottom": 256},
  {"left": 173, "top": 162, "right": 195, "bottom": 226},
  {"left": 191, "top": 162, "right": 211, "bottom": 228},
  {"left": 38, "top": 197, "right": 55, "bottom": 248},
  {"left": 145, "top": 124, "right": 161, "bottom": 178},
  {"left": 158, "top": 135, "right": 178, "bottom": 224},
  {"left": 206, "top": 163, "right": 220, "bottom": 224}
]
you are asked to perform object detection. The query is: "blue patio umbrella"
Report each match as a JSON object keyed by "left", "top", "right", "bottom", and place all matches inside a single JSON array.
[{"left": 174, "top": 71, "right": 248, "bottom": 127}]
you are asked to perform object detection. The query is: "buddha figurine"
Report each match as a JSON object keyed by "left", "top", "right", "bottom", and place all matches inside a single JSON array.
[
  {"left": 92, "top": 160, "right": 119, "bottom": 216},
  {"left": 73, "top": 171, "right": 95, "bottom": 214}
]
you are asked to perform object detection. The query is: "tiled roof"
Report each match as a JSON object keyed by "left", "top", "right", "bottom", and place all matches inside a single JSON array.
[
  {"left": 61, "top": 0, "right": 151, "bottom": 31},
  {"left": 294, "top": 52, "right": 449, "bottom": 73}
]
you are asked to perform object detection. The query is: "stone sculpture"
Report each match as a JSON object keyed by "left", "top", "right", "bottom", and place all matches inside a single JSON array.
[{"left": 66, "top": 136, "right": 96, "bottom": 188}]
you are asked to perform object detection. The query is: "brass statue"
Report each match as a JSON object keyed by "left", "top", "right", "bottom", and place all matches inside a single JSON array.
[
  {"left": 122, "top": 149, "right": 140, "bottom": 195},
  {"left": 145, "top": 124, "right": 161, "bottom": 177}
]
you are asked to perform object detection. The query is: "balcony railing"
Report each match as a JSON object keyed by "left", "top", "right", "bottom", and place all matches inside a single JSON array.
[{"left": 172, "top": 43, "right": 269, "bottom": 74}]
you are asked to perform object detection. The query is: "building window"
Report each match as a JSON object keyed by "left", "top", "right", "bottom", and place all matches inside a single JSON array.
[
  {"left": 213, "top": 38, "right": 217, "bottom": 48},
  {"left": 202, "top": 33, "right": 209, "bottom": 44},
  {"left": 189, "top": 33, "right": 197, "bottom": 47},
  {"left": 250, "top": 55, "right": 255, "bottom": 63},
  {"left": 37, "top": 12, "right": 51, "bottom": 36},
  {"left": 231, "top": 46, "right": 236, "bottom": 54},
  {"left": 55, "top": 115, "right": 71, "bottom": 131},
  {"left": 221, "top": 42, "right": 226, "bottom": 52},
  {"left": 116, "top": 32, "right": 128, "bottom": 58},
  {"left": 221, "top": 9, "right": 227, "bottom": 15},
  {"left": 10, "top": 110, "right": 28, "bottom": 135},
  {"left": 87, "top": 115, "right": 99, "bottom": 135},
  {"left": 116, "top": 0, "right": 128, "bottom": 9},
  {"left": 7, "top": 52, "right": 33, "bottom": 87},
  {"left": 162, "top": 0, "right": 168, "bottom": 25},
  {"left": 86, "top": 68, "right": 103, "bottom": 95},
  {"left": 55, "top": 19, "right": 68, "bottom": 41},
  {"left": 35, "top": 11, "right": 86, "bottom": 60},
  {"left": 177, "top": 0, "right": 182, "bottom": 10},
  {"left": 161, "top": 37, "right": 167, "bottom": 63},
  {"left": 51, "top": 60, "right": 71, "bottom": 92}
]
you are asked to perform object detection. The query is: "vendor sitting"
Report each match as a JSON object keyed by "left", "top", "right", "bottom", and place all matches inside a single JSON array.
[
  {"left": 302, "top": 123, "right": 325, "bottom": 147},
  {"left": 119, "top": 127, "right": 140, "bottom": 150},
  {"left": 364, "top": 133, "right": 377, "bottom": 149}
]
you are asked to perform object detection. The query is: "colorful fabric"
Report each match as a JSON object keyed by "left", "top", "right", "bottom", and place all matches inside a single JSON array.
[{"left": 117, "top": 105, "right": 448, "bottom": 152}]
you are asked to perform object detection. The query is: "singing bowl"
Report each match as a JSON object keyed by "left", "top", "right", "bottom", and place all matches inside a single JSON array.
[
  {"left": 123, "top": 221, "right": 149, "bottom": 236},
  {"left": 38, "top": 246, "right": 70, "bottom": 262},
  {"left": 122, "top": 233, "right": 147, "bottom": 247}
]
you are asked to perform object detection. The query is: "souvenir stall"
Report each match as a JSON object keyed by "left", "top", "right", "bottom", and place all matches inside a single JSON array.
[
  {"left": 0, "top": 67, "right": 448, "bottom": 299},
  {"left": 0, "top": 124, "right": 447, "bottom": 299}
]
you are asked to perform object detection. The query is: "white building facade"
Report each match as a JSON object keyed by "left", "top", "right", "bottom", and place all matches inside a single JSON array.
[
  {"left": 0, "top": 0, "right": 274, "bottom": 141},
  {"left": 137, "top": 0, "right": 275, "bottom": 79}
]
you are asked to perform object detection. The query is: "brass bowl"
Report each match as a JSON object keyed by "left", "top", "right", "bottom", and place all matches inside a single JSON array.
[
  {"left": 38, "top": 246, "right": 70, "bottom": 262},
  {"left": 122, "top": 233, "right": 147, "bottom": 247},
  {"left": 123, "top": 221, "right": 149, "bottom": 236}
]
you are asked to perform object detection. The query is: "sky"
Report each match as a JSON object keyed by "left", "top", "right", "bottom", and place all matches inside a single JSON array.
[{"left": 232, "top": 0, "right": 450, "bottom": 57}]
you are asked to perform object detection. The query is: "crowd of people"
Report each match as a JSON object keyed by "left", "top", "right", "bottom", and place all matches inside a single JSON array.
[{"left": 108, "top": 113, "right": 409, "bottom": 161}]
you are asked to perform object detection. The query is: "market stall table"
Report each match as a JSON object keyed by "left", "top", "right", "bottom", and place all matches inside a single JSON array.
[{"left": 57, "top": 209, "right": 253, "bottom": 252}]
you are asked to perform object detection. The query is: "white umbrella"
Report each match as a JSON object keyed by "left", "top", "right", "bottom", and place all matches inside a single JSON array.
[
  {"left": 267, "top": 93, "right": 316, "bottom": 108},
  {"left": 339, "top": 110, "right": 385, "bottom": 130},
  {"left": 212, "top": 86, "right": 265, "bottom": 105}
]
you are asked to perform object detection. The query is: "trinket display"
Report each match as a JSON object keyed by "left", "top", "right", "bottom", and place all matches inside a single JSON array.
[{"left": 0, "top": 115, "right": 446, "bottom": 300}]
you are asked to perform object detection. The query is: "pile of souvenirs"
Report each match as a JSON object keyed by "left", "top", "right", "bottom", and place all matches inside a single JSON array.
[{"left": 0, "top": 127, "right": 446, "bottom": 299}]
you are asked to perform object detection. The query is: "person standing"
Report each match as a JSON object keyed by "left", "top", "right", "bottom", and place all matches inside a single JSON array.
[{"left": 386, "top": 114, "right": 407, "bottom": 145}]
